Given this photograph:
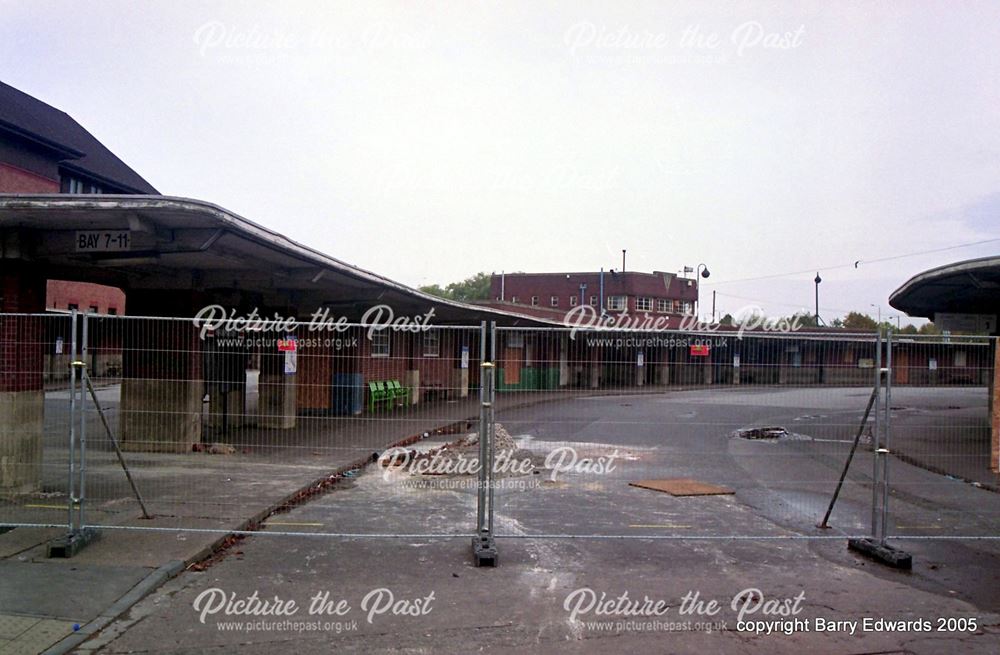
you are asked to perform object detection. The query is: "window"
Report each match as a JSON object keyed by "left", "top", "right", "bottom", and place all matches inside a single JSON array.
[
  {"left": 550, "top": 295, "right": 559, "bottom": 307},
  {"left": 569, "top": 296, "right": 578, "bottom": 307},
  {"left": 422, "top": 330, "right": 440, "bottom": 357},
  {"left": 636, "top": 297, "right": 653, "bottom": 312},
  {"left": 656, "top": 299, "right": 669, "bottom": 313},
  {"left": 531, "top": 296, "right": 539, "bottom": 306},
  {"left": 63, "top": 176, "right": 102, "bottom": 194},
  {"left": 88, "top": 305, "right": 98, "bottom": 314},
  {"left": 507, "top": 332, "right": 524, "bottom": 348},
  {"left": 371, "top": 330, "right": 390, "bottom": 357},
  {"left": 682, "top": 301, "right": 693, "bottom": 315},
  {"left": 607, "top": 295, "right": 626, "bottom": 311},
  {"left": 67, "top": 303, "right": 78, "bottom": 311},
  {"left": 107, "top": 308, "right": 117, "bottom": 316},
  {"left": 589, "top": 295, "right": 598, "bottom": 306}
]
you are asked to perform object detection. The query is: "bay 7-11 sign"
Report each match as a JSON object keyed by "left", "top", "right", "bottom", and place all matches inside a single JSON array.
[{"left": 76, "top": 230, "right": 131, "bottom": 252}]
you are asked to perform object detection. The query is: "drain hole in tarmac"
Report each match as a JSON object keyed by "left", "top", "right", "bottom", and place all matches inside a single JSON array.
[{"left": 735, "top": 426, "right": 789, "bottom": 440}]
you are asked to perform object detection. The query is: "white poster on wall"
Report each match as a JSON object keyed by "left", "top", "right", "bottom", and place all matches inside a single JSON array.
[{"left": 279, "top": 336, "right": 297, "bottom": 374}]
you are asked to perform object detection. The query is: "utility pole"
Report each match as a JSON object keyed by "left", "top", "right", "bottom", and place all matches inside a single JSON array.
[{"left": 814, "top": 273, "right": 822, "bottom": 326}]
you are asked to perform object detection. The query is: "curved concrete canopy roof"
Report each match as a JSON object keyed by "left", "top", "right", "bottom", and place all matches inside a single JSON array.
[
  {"left": 889, "top": 256, "right": 1000, "bottom": 320},
  {"left": 0, "top": 194, "right": 554, "bottom": 325}
]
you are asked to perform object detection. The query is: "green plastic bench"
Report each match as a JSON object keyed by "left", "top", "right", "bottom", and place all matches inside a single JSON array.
[
  {"left": 388, "top": 379, "right": 409, "bottom": 404},
  {"left": 368, "top": 380, "right": 390, "bottom": 409}
]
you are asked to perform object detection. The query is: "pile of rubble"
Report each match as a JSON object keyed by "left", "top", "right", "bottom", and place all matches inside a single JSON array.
[{"left": 387, "top": 423, "right": 539, "bottom": 478}]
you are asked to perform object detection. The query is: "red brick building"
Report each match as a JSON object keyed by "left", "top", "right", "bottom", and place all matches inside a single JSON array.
[
  {"left": 487, "top": 270, "right": 700, "bottom": 324},
  {"left": 0, "top": 80, "right": 157, "bottom": 314}
]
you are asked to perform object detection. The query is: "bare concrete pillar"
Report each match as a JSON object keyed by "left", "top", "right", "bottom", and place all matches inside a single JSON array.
[
  {"left": 991, "top": 342, "right": 999, "bottom": 473},
  {"left": 0, "top": 263, "right": 46, "bottom": 493},
  {"left": 453, "top": 367, "right": 469, "bottom": 398},
  {"left": 559, "top": 336, "right": 570, "bottom": 387},
  {"left": 258, "top": 342, "right": 297, "bottom": 428},
  {"left": 120, "top": 292, "right": 206, "bottom": 452},
  {"left": 590, "top": 346, "right": 602, "bottom": 389},
  {"left": 656, "top": 348, "right": 671, "bottom": 386},
  {"left": 405, "top": 369, "right": 420, "bottom": 405}
]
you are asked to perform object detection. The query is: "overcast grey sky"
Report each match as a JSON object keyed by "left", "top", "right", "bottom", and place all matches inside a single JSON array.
[{"left": 3, "top": 1, "right": 998, "bottom": 323}]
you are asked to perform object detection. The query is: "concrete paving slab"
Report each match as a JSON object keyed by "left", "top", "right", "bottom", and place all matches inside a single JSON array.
[
  {"left": 0, "top": 529, "right": 61, "bottom": 560},
  {"left": 0, "top": 617, "right": 76, "bottom": 655},
  {"left": 0, "top": 561, "right": 149, "bottom": 623},
  {"left": 0, "top": 615, "right": 39, "bottom": 640}
]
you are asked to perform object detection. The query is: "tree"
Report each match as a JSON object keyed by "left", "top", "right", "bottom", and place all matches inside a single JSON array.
[
  {"left": 418, "top": 283, "right": 447, "bottom": 298},
  {"left": 841, "top": 311, "right": 878, "bottom": 330},
  {"left": 419, "top": 272, "right": 493, "bottom": 302},
  {"left": 918, "top": 322, "right": 940, "bottom": 335},
  {"left": 788, "top": 311, "right": 819, "bottom": 328},
  {"left": 446, "top": 272, "right": 492, "bottom": 302}
]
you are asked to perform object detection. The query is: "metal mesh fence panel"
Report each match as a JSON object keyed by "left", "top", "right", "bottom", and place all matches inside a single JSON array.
[
  {"left": 488, "top": 326, "right": 884, "bottom": 540},
  {"left": 77, "top": 316, "right": 486, "bottom": 537},
  {"left": 0, "top": 312, "right": 73, "bottom": 530},
  {"left": 9, "top": 311, "right": 997, "bottom": 546},
  {"left": 882, "top": 334, "right": 1000, "bottom": 539}
]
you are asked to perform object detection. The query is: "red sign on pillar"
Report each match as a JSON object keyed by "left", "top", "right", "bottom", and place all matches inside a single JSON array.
[{"left": 690, "top": 344, "right": 710, "bottom": 357}]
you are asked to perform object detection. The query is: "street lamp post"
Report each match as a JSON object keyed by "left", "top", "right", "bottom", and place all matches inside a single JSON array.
[
  {"left": 814, "top": 273, "right": 822, "bottom": 326},
  {"left": 696, "top": 264, "right": 710, "bottom": 320}
]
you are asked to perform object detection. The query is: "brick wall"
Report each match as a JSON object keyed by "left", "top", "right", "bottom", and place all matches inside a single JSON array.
[
  {"left": 0, "top": 162, "right": 59, "bottom": 193},
  {"left": 46, "top": 280, "right": 126, "bottom": 314},
  {"left": 0, "top": 269, "right": 46, "bottom": 393}
]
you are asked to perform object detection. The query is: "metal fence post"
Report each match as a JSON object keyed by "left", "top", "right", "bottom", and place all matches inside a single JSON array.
[
  {"left": 871, "top": 327, "right": 882, "bottom": 538},
  {"left": 472, "top": 321, "right": 497, "bottom": 566},
  {"left": 849, "top": 327, "right": 911, "bottom": 568},
  {"left": 67, "top": 308, "right": 78, "bottom": 533},
  {"left": 49, "top": 310, "right": 98, "bottom": 557},
  {"left": 78, "top": 310, "right": 88, "bottom": 531},
  {"left": 880, "top": 329, "right": 894, "bottom": 544},
  {"left": 487, "top": 321, "right": 497, "bottom": 539}
]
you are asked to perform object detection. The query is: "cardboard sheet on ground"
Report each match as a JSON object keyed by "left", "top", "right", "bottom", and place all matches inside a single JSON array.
[{"left": 629, "top": 479, "right": 734, "bottom": 496}]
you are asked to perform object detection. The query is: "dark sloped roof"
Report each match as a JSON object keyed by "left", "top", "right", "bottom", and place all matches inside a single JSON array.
[
  {"left": 889, "top": 256, "right": 1000, "bottom": 319},
  {"left": 0, "top": 81, "right": 158, "bottom": 194}
]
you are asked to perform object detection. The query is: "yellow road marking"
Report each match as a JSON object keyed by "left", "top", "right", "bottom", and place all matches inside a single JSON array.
[
  {"left": 628, "top": 524, "right": 692, "bottom": 529},
  {"left": 24, "top": 504, "right": 68, "bottom": 510},
  {"left": 268, "top": 521, "right": 324, "bottom": 527},
  {"left": 896, "top": 525, "right": 942, "bottom": 530}
]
